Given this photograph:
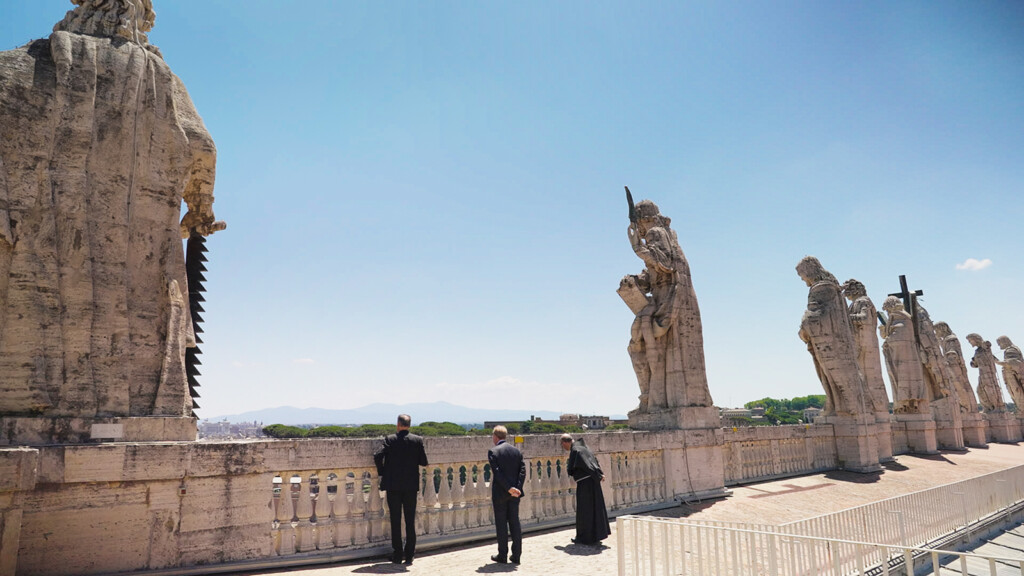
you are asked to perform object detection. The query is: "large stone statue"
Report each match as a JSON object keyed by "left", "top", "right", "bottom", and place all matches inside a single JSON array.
[
  {"left": 619, "top": 196, "right": 713, "bottom": 429},
  {"left": 967, "top": 334, "right": 1006, "bottom": 412},
  {"left": 841, "top": 279, "right": 889, "bottom": 414},
  {"left": 915, "top": 305, "right": 962, "bottom": 449},
  {"left": 879, "top": 296, "right": 930, "bottom": 414},
  {"left": 933, "top": 322, "right": 980, "bottom": 413},
  {"left": 0, "top": 0, "right": 224, "bottom": 436},
  {"left": 995, "top": 336, "right": 1024, "bottom": 409},
  {"left": 796, "top": 257, "right": 870, "bottom": 416}
]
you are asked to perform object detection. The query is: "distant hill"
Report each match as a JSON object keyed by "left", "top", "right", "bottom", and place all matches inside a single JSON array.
[{"left": 201, "top": 401, "right": 626, "bottom": 426}]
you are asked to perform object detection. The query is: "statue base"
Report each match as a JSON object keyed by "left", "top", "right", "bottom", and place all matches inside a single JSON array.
[
  {"left": 0, "top": 416, "right": 197, "bottom": 446},
  {"left": 628, "top": 406, "right": 720, "bottom": 431},
  {"left": 874, "top": 412, "right": 895, "bottom": 462},
  {"left": 814, "top": 414, "right": 882, "bottom": 473},
  {"left": 984, "top": 411, "right": 1022, "bottom": 443},
  {"left": 893, "top": 413, "right": 938, "bottom": 455},
  {"left": 931, "top": 398, "right": 966, "bottom": 451},
  {"left": 960, "top": 412, "right": 988, "bottom": 448}
]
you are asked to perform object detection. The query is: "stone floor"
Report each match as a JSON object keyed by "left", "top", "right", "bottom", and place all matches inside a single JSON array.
[{"left": 235, "top": 443, "right": 1024, "bottom": 576}]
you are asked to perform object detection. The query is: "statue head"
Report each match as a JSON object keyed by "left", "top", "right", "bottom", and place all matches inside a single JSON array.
[
  {"left": 997, "top": 335, "right": 1014, "bottom": 350},
  {"left": 840, "top": 279, "right": 866, "bottom": 301},
  {"left": 54, "top": 0, "right": 156, "bottom": 44},
  {"left": 795, "top": 256, "right": 837, "bottom": 287},
  {"left": 633, "top": 200, "right": 671, "bottom": 233},
  {"left": 933, "top": 321, "right": 951, "bottom": 339},
  {"left": 882, "top": 295, "right": 904, "bottom": 315},
  {"left": 966, "top": 333, "right": 984, "bottom": 348}
]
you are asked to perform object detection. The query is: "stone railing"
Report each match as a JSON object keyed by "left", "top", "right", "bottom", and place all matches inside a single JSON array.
[
  {"left": 5, "top": 429, "right": 718, "bottom": 576},
  {"left": 267, "top": 441, "right": 670, "bottom": 560},
  {"left": 721, "top": 424, "right": 838, "bottom": 485}
]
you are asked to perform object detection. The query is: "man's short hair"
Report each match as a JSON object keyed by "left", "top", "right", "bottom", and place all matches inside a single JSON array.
[
  {"left": 397, "top": 414, "right": 412, "bottom": 427},
  {"left": 560, "top": 433, "right": 573, "bottom": 444},
  {"left": 492, "top": 425, "right": 508, "bottom": 440}
]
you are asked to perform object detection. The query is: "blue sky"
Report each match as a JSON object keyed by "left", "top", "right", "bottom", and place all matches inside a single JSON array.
[{"left": 3, "top": 1, "right": 1023, "bottom": 419}]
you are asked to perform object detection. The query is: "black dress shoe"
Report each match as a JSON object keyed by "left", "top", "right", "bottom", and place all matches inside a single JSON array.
[
  {"left": 490, "top": 554, "right": 508, "bottom": 564},
  {"left": 404, "top": 559, "right": 413, "bottom": 565},
  {"left": 390, "top": 554, "right": 403, "bottom": 564},
  {"left": 510, "top": 556, "right": 520, "bottom": 565}
]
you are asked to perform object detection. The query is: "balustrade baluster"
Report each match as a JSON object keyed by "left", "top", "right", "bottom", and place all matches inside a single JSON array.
[
  {"left": 558, "top": 459, "right": 572, "bottom": 516},
  {"left": 332, "top": 473, "right": 352, "bottom": 547},
  {"left": 425, "top": 468, "right": 441, "bottom": 535},
  {"left": 311, "top": 473, "right": 334, "bottom": 550},
  {"left": 452, "top": 467, "right": 467, "bottom": 531},
  {"left": 438, "top": 467, "right": 454, "bottom": 534},
  {"left": 350, "top": 472, "right": 369, "bottom": 546},
  {"left": 293, "top": 474, "right": 315, "bottom": 552},
  {"left": 271, "top": 475, "right": 290, "bottom": 555},
  {"left": 366, "top": 471, "right": 387, "bottom": 543}
]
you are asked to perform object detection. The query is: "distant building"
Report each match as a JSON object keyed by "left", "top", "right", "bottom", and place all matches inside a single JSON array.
[
  {"left": 198, "top": 420, "right": 265, "bottom": 440},
  {"left": 720, "top": 408, "right": 755, "bottom": 427},
  {"left": 803, "top": 407, "right": 823, "bottom": 423}
]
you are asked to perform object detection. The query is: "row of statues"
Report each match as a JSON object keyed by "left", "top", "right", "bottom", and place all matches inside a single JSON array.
[{"left": 798, "top": 256, "right": 1023, "bottom": 420}]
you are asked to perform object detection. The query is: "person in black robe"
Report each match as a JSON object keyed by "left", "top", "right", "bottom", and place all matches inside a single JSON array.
[{"left": 562, "top": 434, "right": 611, "bottom": 545}]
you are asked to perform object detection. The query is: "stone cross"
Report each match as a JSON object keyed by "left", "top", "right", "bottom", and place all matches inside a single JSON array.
[{"left": 889, "top": 275, "right": 924, "bottom": 341}]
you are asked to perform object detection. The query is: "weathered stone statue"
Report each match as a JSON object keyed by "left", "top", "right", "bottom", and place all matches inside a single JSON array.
[
  {"left": 619, "top": 196, "right": 714, "bottom": 429},
  {"left": 796, "top": 258, "right": 870, "bottom": 416},
  {"left": 841, "top": 279, "right": 889, "bottom": 414},
  {"left": 967, "top": 334, "right": 1006, "bottom": 411},
  {"left": 0, "top": 0, "right": 224, "bottom": 440},
  {"left": 914, "top": 306, "right": 952, "bottom": 403},
  {"left": 933, "top": 322, "right": 980, "bottom": 413},
  {"left": 879, "top": 296, "right": 930, "bottom": 414},
  {"left": 915, "top": 306, "right": 963, "bottom": 449},
  {"left": 995, "top": 336, "right": 1024, "bottom": 409}
]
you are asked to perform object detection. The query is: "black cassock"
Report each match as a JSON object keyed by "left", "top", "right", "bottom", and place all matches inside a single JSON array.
[{"left": 567, "top": 439, "right": 611, "bottom": 544}]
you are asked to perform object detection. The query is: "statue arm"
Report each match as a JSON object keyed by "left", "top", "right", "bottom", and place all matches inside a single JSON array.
[
  {"left": 631, "top": 227, "right": 675, "bottom": 274},
  {"left": 173, "top": 74, "right": 226, "bottom": 238}
]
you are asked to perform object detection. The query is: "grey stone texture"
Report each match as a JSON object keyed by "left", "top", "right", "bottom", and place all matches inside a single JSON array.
[{"left": 0, "top": 0, "right": 224, "bottom": 425}]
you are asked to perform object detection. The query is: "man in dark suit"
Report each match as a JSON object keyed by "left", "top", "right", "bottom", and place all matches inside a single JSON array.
[
  {"left": 373, "top": 414, "right": 428, "bottom": 565},
  {"left": 487, "top": 425, "right": 525, "bottom": 564}
]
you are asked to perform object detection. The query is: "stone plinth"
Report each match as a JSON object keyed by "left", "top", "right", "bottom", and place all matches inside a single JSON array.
[
  {"left": 960, "top": 412, "right": 988, "bottom": 448},
  {"left": 628, "top": 405, "right": 720, "bottom": 431},
  {"left": 893, "top": 413, "right": 939, "bottom": 455},
  {"left": 984, "top": 411, "right": 1022, "bottom": 443},
  {"left": 932, "top": 398, "right": 966, "bottom": 451},
  {"left": 815, "top": 414, "right": 882, "bottom": 473},
  {"left": 875, "top": 413, "right": 895, "bottom": 462},
  {"left": 0, "top": 417, "right": 197, "bottom": 446}
]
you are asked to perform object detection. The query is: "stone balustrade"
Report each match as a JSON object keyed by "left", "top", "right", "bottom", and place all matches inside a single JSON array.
[{"left": 722, "top": 424, "right": 838, "bottom": 485}]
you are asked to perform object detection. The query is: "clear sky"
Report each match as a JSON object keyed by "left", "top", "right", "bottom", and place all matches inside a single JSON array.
[{"left": 3, "top": 1, "right": 1023, "bottom": 419}]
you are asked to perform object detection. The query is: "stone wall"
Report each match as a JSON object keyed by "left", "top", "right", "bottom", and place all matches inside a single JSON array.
[{"left": 722, "top": 424, "right": 838, "bottom": 485}]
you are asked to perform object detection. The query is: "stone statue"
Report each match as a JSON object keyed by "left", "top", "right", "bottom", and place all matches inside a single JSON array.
[
  {"left": 879, "top": 296, "right": 930, "bottom": 414},
  {"left": 619, "top": 198, "right": 712, "bottom": 416},
  {"left": 933, "top": 322, "right": 980, "bottom": 413},
  {"left": 914, "top": 306, "right": 952, "bottom": 403},
  {"left": 841, "top": 279, "right": 889, "bottom": 414},
  {"left": 0, "top": 0, "right": 224, "bottom": 420},
  {"left": 995, "top": 336, "right": 1024, "bottom": 410},
  {"left": 967, "top": 334, "right": 1006, "bottom": 412},
  {"left": 796, "top": 257, "right": 870, "bottom": 416}
]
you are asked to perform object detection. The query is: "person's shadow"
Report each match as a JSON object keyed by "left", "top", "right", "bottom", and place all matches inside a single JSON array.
[
  {"left": 475, "top": 563, "right": 517, "bottom": 573},
  {"left": 352, "top": 562, "right": 408, "bottom": 574},
  {"left": 555, "top": 542, "right": 609, "bottom": 556}
]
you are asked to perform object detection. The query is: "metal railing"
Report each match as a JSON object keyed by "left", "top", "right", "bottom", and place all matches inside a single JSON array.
[
  {"left": 618, "top": 464, "right": 1024, "bottom": 576},
  {"left": 616, "top": 515, "right": 1024, "bottom": 576}
]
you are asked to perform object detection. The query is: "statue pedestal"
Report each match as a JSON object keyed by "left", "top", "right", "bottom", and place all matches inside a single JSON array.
[
  {"left": 815, "top": 414, "right": 882, "bottom": 473},
  {"left": 984, "top": 411, "right": 1021, "bottom": 443},
  {"left": 931, "top": 398, "right": 966, "bottom": 451},
  {"left": 960, "top": 412, "right": 988, "bottom": 447},
  {"left": 893, "top": 413, "right": 938, "bottom": 454},
  {"left": 874, "top": 412, "right": 895, "bottom": 462},
  {"left": 0, "top": 416, "right": 197, "bottom": 446},
  {"left": 628, "top": 406, "right": 720, "bottom": 431}
]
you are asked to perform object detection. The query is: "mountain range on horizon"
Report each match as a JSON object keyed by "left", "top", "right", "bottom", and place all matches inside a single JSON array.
[{"left": 201, "top": 401, "right": 628, "bottom": 426}]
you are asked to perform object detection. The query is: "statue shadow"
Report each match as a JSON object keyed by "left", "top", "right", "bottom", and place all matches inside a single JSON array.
[
  {"left": 823, "top": 469, "right": 882, "bottom": 484},
  {"left": 906, "top": 452, "right": 958, "bottom": 465}
]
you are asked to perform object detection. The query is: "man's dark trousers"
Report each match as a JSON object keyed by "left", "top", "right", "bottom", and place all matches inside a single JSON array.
[
  {"left": 387, "top": 489, "right": 417, "bottom": 561},
  {"left": 492, "top": 491, "right": 522, "bottom": 561}
]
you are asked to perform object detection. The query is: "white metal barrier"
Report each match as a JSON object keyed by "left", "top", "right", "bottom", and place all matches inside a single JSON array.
[
  {"left": 618, "top": 464, "right": 1024, "bottom": 576},
  {"left": 616, "top": 515, "right": 1024, "bottom": 576}
]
